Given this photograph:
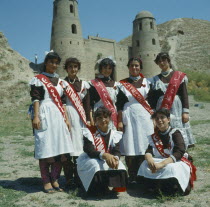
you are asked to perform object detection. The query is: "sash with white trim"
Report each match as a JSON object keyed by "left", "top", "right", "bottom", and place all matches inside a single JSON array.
[
  {"left": 36, "top": 74, "right": 66, "bottom": 120},
  {"left": 161, "top": 71, "right": 186, "bottom": 110},
  {"left": 151, "top": 130, "right": 196, "bottom": 188},
  {"left": 61, "top": 81, "right": 87, "bottom": 125},
  {"left": 120, "top": 75, "right": 154, "bottom": 115},
  {"left": 91, "top": 78, "right": 118, "bottom": 128},
  {"left": 151, "top": 131, "right": 171, "bottom": 158},
  {"left": 94, "top": 131, "right": 108, "bottom": 153},
  {"left": 89, "top": 126, "right": 109, "bottom": 153}
]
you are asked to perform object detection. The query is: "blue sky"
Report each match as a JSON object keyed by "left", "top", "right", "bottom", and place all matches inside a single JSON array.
[{"left": 0, "top": 0, "right": 210, "bottom": 63}]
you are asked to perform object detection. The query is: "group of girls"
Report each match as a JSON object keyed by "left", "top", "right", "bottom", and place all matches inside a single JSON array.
[{"left": 29, "top": 51, "right": 196, "bottom": 196}]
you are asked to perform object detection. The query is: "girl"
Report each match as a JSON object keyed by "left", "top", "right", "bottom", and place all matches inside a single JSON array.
[
  {"left": 138, "top": 108, "right": 196, "bottom": 195},
  {"left": 62, "top": 57, "right": 91, "bottom": 187},
  {"left": 29, "top": 51, "right": 74, "bottom": 193},
  {"left": 148, "top": 52, "right": 195, "bottom": 148},
  {"left": 116, "top": 57, "right": 154, "bottom": 183},
  {"left": 89, "top": 57, "right": 119, "bottom": 129},
  {"left": 77, "top": 106, "right": 127, "bottom": 195}
]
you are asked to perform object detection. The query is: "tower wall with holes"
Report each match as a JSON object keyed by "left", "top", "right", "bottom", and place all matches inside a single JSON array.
[
  {"left": 50, "top": 2, "right": 161, "bottom": 79},
  {"left": 132, "top": 11, "right": 161, "bottom": 77},
  {"left": 50, "top": 0, "right": 92, "bottom": 78}
]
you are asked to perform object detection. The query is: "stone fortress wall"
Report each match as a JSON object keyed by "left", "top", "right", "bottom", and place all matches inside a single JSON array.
[
  {"left": 50, "top": 0, "right": 161, "bottom": 80},
  {"left": 84, "top": 36, "right": 131, "bottom": 81}
]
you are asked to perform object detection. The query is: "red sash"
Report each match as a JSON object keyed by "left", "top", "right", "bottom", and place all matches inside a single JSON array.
[
  {"left": 36, "top": 74, "right": 66, "bottom": 120},
  {"left": 120, "top": 76, "right": 154, "bottom": 115},
  {"left": 151, "top": 132, "right": 171, "bottom": 158},
  {"left": 62, "top": 81, "right": 87, "bottom": 125},
  {"left": 91, "top": 78, "right": 118, "bottom": 128},
  {"left": 161, "top": 71, "right": 186, "bottom": 110},
  {"left": 151, "top": 131, "right": 196, "bottom": 188},
  {"left": 89, "top": 126, "right": 109, "bottom": 153},
  {"left": 180, "top": 157, "right": 197, "bottom": 188}
]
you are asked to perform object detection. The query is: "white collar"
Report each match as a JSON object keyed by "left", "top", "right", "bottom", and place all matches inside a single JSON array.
[
  {"left": 160, "top": 126, "right": 171, "bottom": 135},
  {"left": 161, "top": 69, "right": 173, "bottom": 77}
]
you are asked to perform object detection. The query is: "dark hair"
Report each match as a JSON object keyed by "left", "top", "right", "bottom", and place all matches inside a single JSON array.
[
  {"left": 64, "top": 57, "right": 81, "bottom": 70},
  {"left": 93, "top": 106, "right": 112, "bottom": 121},
  {"left": 154, "top": 52, "right": 172, "bottom": 68},
  {"left": 43, "top": 51, "right": 61, "bottom": 72},
  {"left": 151, "top": 108, "right": 170, "bottom": 120},
  {"left": 127, "top": 57, "right": 143, "bottom": 69},
  {"left": 99, "top": 58, "right": 116, "bottom": 80}
]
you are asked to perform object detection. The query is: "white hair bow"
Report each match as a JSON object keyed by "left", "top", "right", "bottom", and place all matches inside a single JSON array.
[
  {"left": 96, "top": 56, "right": 116, "bottom": 64},
  {"left": 45, "top": 50, "right": 54, "bottom": 56}
]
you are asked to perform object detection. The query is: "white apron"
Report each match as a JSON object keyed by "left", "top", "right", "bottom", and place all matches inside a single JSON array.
[
  {"left": 29, "top": 77, "right": 74, "bottom": 159},
  {"left": 77, "top": 128, "right": 126, "bottom": 191},
  {"left": 119, "top": 78, "right": 154, "bottom": 155}
]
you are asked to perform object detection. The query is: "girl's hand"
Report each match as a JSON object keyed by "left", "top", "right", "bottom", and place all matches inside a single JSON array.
[
  {"left": 182, "top": 113, "right": 189, "bottom": 123},
  {"left": 102, "top": 153, "right": 117, "bottom": 169},
  {"left": 113, "top": 156, "right": 119, "bottom": 169},
  {"left": 154, "top": 162, "right": 165, "bottom": 171},
  {"left": 152, "top": 157, "right": 173, "bottom": 173},
  {"left": 86, "top": 121, "right": 91, "bottom": 127},
  {"left": 33, "top": 116, "right": 41, "bottom": 129},
  {"left": 117, "top": 122, "right": 123, "bottom": 131},
  {"left": 147, "top": 157, "right": 157, "bottom": 173},
  {"left": 90, "top": 120, "right": 95, "bottom": 126},
  {"left": 90, "top": 111, "right": 95, "bottom": 126}
]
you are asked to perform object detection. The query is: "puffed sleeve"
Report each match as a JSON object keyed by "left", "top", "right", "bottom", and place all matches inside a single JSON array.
[
  {"left": 89, "top": 84, "right": 100, "bottom": 110},
  {"left": 147, "top": 86, "right": 164, "bottom": 110},
  {"left": 83, "top": 137, "right": 101, "bottom": 159},
  {"left": 82, "top": 90, "right": 91, "bottom": 121},
  {"left": 116, "top": 89, "right": 129, "bottom": 111},
  {"left": 82, "top": 127, "right": 100, "bottom": 159},
  {"left": 177, "top": 80, "right": 189, "bottom": 113},
  {"left": 145, "top": 135, "right": 154, "bottom": 155},
  {"left": 109, "top": 131, "right": 122, "bottom": 158},
  {"left": 145, "top": 145, "right": 154, "bottom": 155},
  {"left": 171, "top": 130, "right": 186, "bottom": 161},
  {"left": 29, "top": 77, "right": 45, "bottom": 102}
]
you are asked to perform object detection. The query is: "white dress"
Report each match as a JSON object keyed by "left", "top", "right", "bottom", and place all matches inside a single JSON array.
[
  {"left": 118, "top": 78, "right": 154, "bottom": 156},
  {"left": 138, "top": 129, "right": 190, "bottom": 192},
  {"left": 77, "top": 128, "right": 127, "bottom": 191},
  {"left": 63, "top": 80, "right": 90, "bottom": 156},
  {"left": 150, "top": 75, "right": 195, "bottom": 147},
  {"left": 30, "top": 77, "right": 74, "bottom": 159}
]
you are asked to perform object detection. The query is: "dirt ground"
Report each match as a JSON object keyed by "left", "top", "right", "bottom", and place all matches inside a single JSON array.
[{"left": 0, "top": 96, "right": 210, "bottom": 207}]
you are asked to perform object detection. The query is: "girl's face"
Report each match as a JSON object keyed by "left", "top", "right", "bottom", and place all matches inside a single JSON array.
[
  {"left": 128, "top": 60, "right": 141, "bottom": 77},
  {"left": 95, "top": 114, "right": 110, "bottom": 132},
  {"left": 45, "top": 58, "right": 60, "bottom": 74},
  {"left": 157, "top": 58, "right": 170, "bottom": 72},
  {"left": 154, "top": 113, "right": 170, "bottom": 132},
  {"left": 66, "top": 63, "right": 79, "bottom": 78},
  {"left": 100, "top": 65, "right": 113, "bottom": 78}
]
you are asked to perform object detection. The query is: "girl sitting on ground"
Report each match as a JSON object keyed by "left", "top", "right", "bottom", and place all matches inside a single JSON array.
[
  {"left": 77, "top": 106, "right": 127, "bottom": 195},
  {"left": 138, "top": 108, "right": 196, "bottom": 195}
]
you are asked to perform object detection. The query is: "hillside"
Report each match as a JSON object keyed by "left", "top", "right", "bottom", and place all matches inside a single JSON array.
[
  {"left": 0, "top": 32, "right": 34, "bottom": 110},
  {"left": 119, "top": 18, "right": 210, "bottom": 73},
  {"left": 0, "top": 18, "right": 210, "bottom": 110}
]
